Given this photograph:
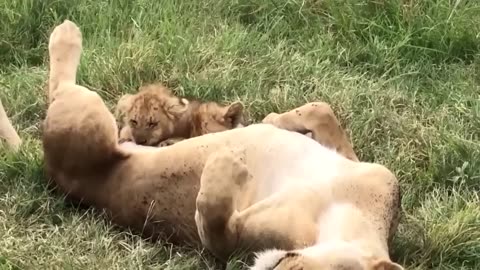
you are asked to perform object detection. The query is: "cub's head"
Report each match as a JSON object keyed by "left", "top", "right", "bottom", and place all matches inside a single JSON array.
[
  {"left": 116, "top": 84, "right": 188, "bottom": 146},
  {"left": 192, "top": 101, "right": 246, "bottom": 137},
  {"left": 250, "top": 246, "right": 404, "bottom": 270}
]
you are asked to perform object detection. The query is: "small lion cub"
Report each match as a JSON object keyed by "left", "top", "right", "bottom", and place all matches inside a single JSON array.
[{"left": 115, "top": 83, "right": 246, "bottom": 146}]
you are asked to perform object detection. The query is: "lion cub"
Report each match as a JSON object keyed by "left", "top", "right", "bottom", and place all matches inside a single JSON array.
[{"left": 115, "top": 83, "right": 246, "bottom": 146}]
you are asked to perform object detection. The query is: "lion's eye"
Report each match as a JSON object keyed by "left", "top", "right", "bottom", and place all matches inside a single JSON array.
[
  {"left": 129, "top": 119, "right": 138, "bottom": 127},
  {"left": 148, "top": 122, "right": 158, "bottom": 129}
]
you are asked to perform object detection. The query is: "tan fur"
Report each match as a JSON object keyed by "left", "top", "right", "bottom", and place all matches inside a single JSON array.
[
  {"left": 43, "top": 20, "right": 403, "bottom": 269},
  {"left": 115, "top": 84, "right": 245, "bottom": 146},
  {"left": 0, "top": 97, "right": 21, "bottom": 151}
]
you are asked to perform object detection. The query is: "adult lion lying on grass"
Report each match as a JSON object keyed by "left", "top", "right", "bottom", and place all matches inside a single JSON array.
[{"left": 43, "top": 20, "right": 403, "bottom": 269}]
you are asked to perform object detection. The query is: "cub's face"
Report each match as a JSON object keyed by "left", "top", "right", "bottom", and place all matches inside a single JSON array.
[
  {"left": 115, "top": 83, "right": 247, "bottom": 146},
  {"left": 116, "top": 84, "right": 188, "bottom": 146},
  {"left": 127, "top": 97, "right": 184, "bottom": 146}
]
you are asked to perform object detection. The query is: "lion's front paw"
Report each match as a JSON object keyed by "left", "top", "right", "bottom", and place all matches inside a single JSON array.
[{"left": 262, "top": 112, "right": 280, "bottom": 125}]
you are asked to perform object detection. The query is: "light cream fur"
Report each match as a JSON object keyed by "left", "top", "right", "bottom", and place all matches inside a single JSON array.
[
  {"left": 0, "top": 97, "right": 21, "bottom": 151},
  {"left": 43, "top": 20, "right": 403, "bottom": 269}
]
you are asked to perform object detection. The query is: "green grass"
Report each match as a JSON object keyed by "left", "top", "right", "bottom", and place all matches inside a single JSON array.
[{"left": 1, "top": 0, "right": 479, "bottom": 269}]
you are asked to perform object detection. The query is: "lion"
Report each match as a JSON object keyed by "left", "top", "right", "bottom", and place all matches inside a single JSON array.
[
  {"left": 0, "top": 97, "right": 21, "bottom": 151},
  {"left": 114, "top": 84, "right": 246, "bottom": 146},
  {"left": 43, "top": 20, "right": 403, "bottom": 270}
]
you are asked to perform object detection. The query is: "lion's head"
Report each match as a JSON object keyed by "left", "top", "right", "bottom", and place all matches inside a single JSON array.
[{"left": 251, "top": 246, "right": 404, "bottom": 270}]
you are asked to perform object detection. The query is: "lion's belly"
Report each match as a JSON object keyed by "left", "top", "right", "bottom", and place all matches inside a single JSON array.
[
  {"left": 119, "top": 124, "right": 351, "bottom": 204},
  {"left": 247, "top": 126, "right": 348, "bottom": 202}
]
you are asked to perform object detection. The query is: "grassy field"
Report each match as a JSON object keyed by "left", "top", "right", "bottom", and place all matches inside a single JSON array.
[{"left": 0, "top": 0, "right": 479, "bottom": 269}]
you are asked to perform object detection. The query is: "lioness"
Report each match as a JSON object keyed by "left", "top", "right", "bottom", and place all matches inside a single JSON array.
[
  {"left": 0, "top": 97, "right": 21, "bottom": 151},
  {"left": 43, "top": 20, "right": 402, "bottom": 269},
  {"left": 115, "top": 83, "right": 245, "bottom": 146}
]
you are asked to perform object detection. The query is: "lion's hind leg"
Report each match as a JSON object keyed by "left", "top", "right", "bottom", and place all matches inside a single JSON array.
[
  {"left": 196, "top": 150, "right": 322, "bottom": 261},
  {"left": 43, "top": 20, "right": 126, "bottom": 174},
  {"left": 195, "top": 147, "right": 252, "bottom": 259}
]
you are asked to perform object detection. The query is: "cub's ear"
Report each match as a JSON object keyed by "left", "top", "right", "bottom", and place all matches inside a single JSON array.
[
  {"left": 223, "top": 101, "right": 244, "bottom": 127},
  {"left": 165, "top": 97, "right": 189, "bottom": 119},
  {"left": 115, "top": 94, "right": 134, "bottom": 117},
  {"left": 372, "top": 259, "right": 404, "bottom": 270}
]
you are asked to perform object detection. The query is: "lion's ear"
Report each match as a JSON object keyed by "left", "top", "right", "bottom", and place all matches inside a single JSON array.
[
  {"left": 371, "top": 259, "right": 404, "bottom": 270},
  {"left": 165, "top": 97, "right": 189, "bottom": 119},
  {"left": 223, "top": 101, "right": 244, "bottom": 127}
]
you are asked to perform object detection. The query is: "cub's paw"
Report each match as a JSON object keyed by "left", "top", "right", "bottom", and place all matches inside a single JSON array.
[
  {"left": 118, "top": 138, "right": 133, "bottom": 144},
  {"left": 157, "top": 138, "right": 184, "bottom": 147}
]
